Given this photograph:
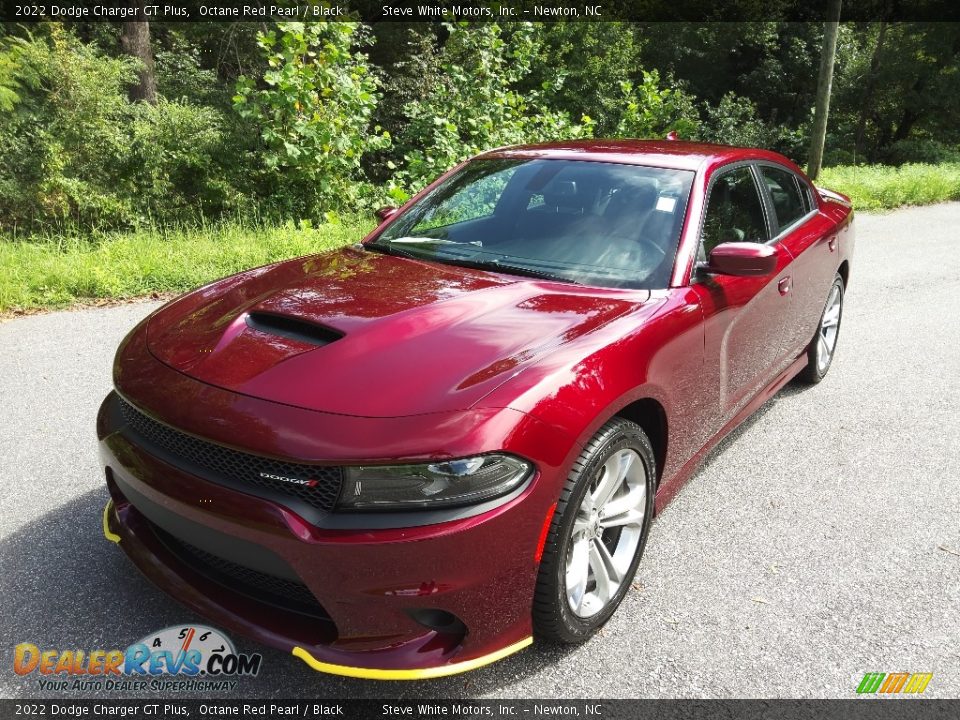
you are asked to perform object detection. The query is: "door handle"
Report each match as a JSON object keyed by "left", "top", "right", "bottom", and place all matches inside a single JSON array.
[
  {"left": 828, "top": 236, "right": 838, "bottom": 252},
  {"left": 778, "top": 277, "right": 792, "bottom": 295}
]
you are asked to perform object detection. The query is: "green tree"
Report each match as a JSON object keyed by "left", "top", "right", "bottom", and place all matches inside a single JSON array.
[
  {"left": 611, "top": 71, "right": 699, "bottom": 139},
  {"left": 0, "top": 26, "right": 139, "bottom": 229},
  {"left": 519, "top": 23, "right": 643, "bottom": 136},
  {"left": 832, "top": 22, "right": 960, "bottom": 164},
  {"left": 364, "top": 23, "right": 443, "bottom": 184},
  {"left": 233, "top": 21, "right": 388, "bottom": 218},
  {"left": 392, "top": 22, "right": 592, "bottom": 194}
]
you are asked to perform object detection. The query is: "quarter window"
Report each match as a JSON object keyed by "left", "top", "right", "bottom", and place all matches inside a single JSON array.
[
  {"left": 701, "top": 166, "right": 769, "bottom": 256},
  {"left": 760, "top": 166, "right": 807, "bottom": 232}
]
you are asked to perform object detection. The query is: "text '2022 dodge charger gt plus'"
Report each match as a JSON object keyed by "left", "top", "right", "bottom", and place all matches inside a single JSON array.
[{"left": 99, "top": 140, "right": 854, "bottom": 679}]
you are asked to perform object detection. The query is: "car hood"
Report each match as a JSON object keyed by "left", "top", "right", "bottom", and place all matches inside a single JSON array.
[{"left": 146, "top": 247, "right": 646, "bottom": 417}]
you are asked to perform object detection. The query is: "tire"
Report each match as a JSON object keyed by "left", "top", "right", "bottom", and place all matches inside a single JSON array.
[
  {"left": 798, "top": 273, "right": 845, "bottom": 384},
  {"left": 533, "top": 418, "right": 656, "bottom": 643}
]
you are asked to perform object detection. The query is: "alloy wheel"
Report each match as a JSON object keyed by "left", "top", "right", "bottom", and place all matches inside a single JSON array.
[
  {"left": 565, "top": 449, "right": 647, "bottom": 618},
  {"left": 816, "top": 282, "right": 843, "bottom": 373}
]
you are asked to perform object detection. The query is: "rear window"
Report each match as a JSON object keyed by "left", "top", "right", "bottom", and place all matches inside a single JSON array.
[{"left": 760, "top": 166, "right": 808, "bottom": 232}]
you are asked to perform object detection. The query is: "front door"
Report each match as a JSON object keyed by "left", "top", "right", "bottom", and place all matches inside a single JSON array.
[{"left": 691, "top": 164, "right": 796, "bottom": 428}]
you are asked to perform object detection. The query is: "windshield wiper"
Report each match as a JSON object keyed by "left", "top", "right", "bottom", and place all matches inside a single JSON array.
[
  {"left": 390, "top": 236, "right": 483, "bottom": 247},
  {"left": 366, "top": 243, "right": 574, "bottom": 284},
  {"left": 364, "top": 242, "right": 421, "bottom": 260},
  {"left": 459, "top": 259, "right": 575, "bottom": 284}
]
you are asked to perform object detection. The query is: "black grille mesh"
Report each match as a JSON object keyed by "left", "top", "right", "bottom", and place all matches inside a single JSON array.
[
  {"left": 153, "top": 526, "right": 331, "bottom": 619},
  {"left": 118, "top": 397, "right": 342, "bottom": 512}
]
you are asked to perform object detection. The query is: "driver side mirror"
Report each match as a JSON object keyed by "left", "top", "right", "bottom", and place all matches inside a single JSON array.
[
  {"left": 375, "top": 206, "right": 398, "bottom": 223},
  {"left": 705, "top": 242, "right": 778, "bottom": 277}
]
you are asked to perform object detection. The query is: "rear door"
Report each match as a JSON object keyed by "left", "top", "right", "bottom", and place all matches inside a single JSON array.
[
  {"left": 691, "top": 163, "right": 795, "bottom": 427},
  {"left": 756, "top": 163, "right": 839, "bottom": 359}
]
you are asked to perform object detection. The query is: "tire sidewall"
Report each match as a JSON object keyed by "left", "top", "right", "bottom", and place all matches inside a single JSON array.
[{"left": 547, "top": 423, "right": 656, "bottom": 641}]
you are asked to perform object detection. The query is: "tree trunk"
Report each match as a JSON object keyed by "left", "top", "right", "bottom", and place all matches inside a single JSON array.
[
  {"left": 854, "top": 21, "right": 887, "bottom": 161},
  {"left": 807, "top": 0, "right": 842, "bottom": 181},
  {"left": 120, "top": 4, "right": 157, "bottom": 104},
  {"left": 892, "top": 105, "right": 921, "bottom": 143}
]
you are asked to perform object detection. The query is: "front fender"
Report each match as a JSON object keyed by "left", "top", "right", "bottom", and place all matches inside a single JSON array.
[{"left": 479, "top": 288, "right": 708, "bottom": 488}]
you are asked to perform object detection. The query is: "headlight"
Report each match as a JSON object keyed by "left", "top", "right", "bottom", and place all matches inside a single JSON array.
[{"left": 338, "top": 454, "right": 532, "bottom": 511}]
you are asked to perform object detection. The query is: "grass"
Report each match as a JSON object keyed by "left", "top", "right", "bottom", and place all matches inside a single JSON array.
[
  {"left": 819, "top": 162, "right": 960, "bottom": 211},
  {"left": 0, "top": 219, "right": 367, "bottom": 314}
]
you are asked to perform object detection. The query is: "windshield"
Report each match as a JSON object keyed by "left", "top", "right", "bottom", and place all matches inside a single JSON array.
[{"left": 371, "top": 158, "right": 694, "bottom": 290}]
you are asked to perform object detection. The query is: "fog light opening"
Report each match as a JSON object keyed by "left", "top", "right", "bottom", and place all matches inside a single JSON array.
[{"left": 408, "top": 608, "right": 468, "bottom": 638}]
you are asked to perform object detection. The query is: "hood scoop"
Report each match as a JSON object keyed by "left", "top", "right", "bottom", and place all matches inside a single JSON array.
[{"left": 244, "top": 312, "right": 343, "bottom": 347}]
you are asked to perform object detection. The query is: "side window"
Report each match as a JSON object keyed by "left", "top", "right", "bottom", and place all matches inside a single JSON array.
[
  {"left": 701, "top": 166, "right": 769, "bottom": 257},
  {"left": 760, "top": 166, "right": 807, "bottom": 232}
]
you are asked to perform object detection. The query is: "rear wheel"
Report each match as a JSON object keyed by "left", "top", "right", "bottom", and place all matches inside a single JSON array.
[
  {"left": 533, "top": 418, "right": 655, "bottom": 643},
  {"left": 798, "top": 273, "right": 844, "bottom": 384}
]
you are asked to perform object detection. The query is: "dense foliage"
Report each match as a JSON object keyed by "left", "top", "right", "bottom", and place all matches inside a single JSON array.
[
  {"left": 390, "top": 23, "right": 591, "bottom": 195},
  {"left": 233, "top": 22, "right": 388, "bottom": 217},
  {"left": 0, "top": 20, "right": 957, "bottom": 232}
]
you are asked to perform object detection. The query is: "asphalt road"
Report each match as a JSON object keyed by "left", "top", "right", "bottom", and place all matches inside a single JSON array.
[{"left": 2, "top": 203, "right": 958, "bottom": 700}]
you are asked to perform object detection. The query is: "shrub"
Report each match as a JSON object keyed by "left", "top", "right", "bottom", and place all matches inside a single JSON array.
[
  {"left": 699, "top": 92, "right": 776, "bottom": 148},
  {"left": 123, "top": 99, "right": 237, "bottom": 224},
  {"left": 0, "top": 46, "right": 20, "bottom": 112},
  {"left": 154, "top": 35, "right": 222, "bottom": 105},
  {"left": 611, "top": 72, "right": 699, "bottom": 139},
  {"left": 520, "top": 23, "right": 647, "bottom": 137},
  {"left": 364, "top": 24, "right": 443, "bottom": 185},
  {"left": 233, "top": 22, "right": 389, "bottom": 218},
  {"left": 0, "top": 27, "right": 138, "bottom": 230},
  {"left": 0, "top": 26, "right": 241, "bottom": 232},
  {"left": 882, "top": 138, "right": 960, "bottom": 166}
]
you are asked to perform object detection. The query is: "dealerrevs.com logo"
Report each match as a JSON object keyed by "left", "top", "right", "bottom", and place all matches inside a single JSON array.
[{"left": 14, "top": 625, "right": 262, "bottom": 693}]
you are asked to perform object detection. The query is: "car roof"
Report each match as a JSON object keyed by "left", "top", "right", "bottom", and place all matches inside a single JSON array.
[{"left": 479, "top": 139, "right": 792, "bottom": 173}]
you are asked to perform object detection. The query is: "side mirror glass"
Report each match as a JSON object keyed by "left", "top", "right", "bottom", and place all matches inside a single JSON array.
[
  {"left": 706, "top": 242, "right": 778, "bottom": 277},
  {"left": 375, "top": 206, "right": 398, "bottom": 223}
]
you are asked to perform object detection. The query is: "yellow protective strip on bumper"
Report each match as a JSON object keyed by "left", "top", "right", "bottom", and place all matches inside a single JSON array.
[
  {"left": 292, "top": 636, "right": 533, "bottom": 680},
  {"left": 102, "top": 500, "right": 121, "bottom": 544}
]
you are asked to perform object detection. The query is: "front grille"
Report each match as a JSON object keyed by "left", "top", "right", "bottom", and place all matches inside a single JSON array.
[
  {"left": 118, "top": 397, "right": 342, "bottom": 512},
  {"left": 153, "top": 525, "right": 332, "bottom": 621}
]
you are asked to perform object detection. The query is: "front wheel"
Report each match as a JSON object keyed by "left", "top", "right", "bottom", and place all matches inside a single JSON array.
[
  {"left": 798, "top": 273, "right": 845, "bottom": 384},
  {"left": 532, "top": 418, "right": 655, "bottom": 643}
]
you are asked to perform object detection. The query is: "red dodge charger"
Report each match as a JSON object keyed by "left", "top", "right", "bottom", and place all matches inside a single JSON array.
[{"left": 99, "top": 140, "right": 854, "bottom": 679}]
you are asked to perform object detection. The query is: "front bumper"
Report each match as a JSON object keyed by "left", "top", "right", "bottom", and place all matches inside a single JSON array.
[{"left": 98, "top": 392, "right": 567, "bottom": 678}]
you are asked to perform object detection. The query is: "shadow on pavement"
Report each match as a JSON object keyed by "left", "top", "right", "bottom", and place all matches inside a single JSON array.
[{"left": 688, "top": 377, "right": 816, "bottom": 484}]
